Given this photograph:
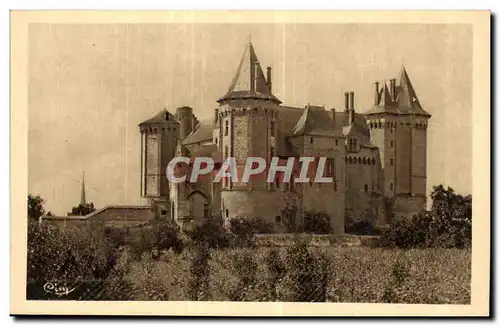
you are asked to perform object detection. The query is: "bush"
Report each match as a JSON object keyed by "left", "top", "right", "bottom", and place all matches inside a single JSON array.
[
  {"left": 264, "top": 249, "right": 286, "bottom": 301},
  {"left": 103, "top": 226, "right": 131, "bottom": 248},
  {"left": 27, "top": 222, "right": 133, "bottom": 300},
  {"left": 129, "top": 221, "right": 184, "bottom": 261},
  {"left": 226, "top": 250, "right": 259, "bottom": 301},
  {"left": 345, "top": 217, "right": 381, "bottom": 235},
  {"left": 187, "top": 245, "right": 211, "bottom": 301},
  {"left": 228, "top": 217, "right": 274, "bottom": 247},
  {"left": 301, "top": 211, "right": 332, "bottom": 234},
  {"left": 283, "top": 238, "right": 329, "bottom": 302},
  {"left": 187, "top": 219, "right": 233, "bottom": 249}
]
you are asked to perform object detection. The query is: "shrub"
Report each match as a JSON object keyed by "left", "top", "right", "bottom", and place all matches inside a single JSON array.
[
  {"left": 381, "top": 214, "right": 432, "bottom": 249},
  {"left": 228, "top": 217, "right": 274, "bottom": 247},
  {"left": 301, "top": 211, "right": 332, "bottom": 234},
  {"left": 187, "top": 219, "right": 233, "bottom": 249},
  {"left": 226, "top": 250, "right": 259, "bottom": 301},
  {"left": 283, "top": 238, "right": 329, "bottom": 302},
  {"left": 345, "top": 217, "right": 381, "bottom": 235},
  {"left": 129, "top": 221, "right": 184, "bottom": 261},
  {"left": 187, "top": 245, "right": 211, "bottom": 301},
  {"left": 26, "top": 222, "right": 133, "bottom": 300},
  {"left": 264, "top": 249, "right": 286, "bottom": 301},
  {"left": 103, "top": 226, "right": 131, "bottom": 248}
]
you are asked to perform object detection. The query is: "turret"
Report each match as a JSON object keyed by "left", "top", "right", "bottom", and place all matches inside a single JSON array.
[{"left": 175, "top": 106, "right": 194, "bottom": 140}]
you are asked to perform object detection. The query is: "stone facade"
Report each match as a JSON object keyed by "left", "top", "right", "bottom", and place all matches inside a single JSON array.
[{"left": 139, "top": 42, "right": 431, "bottom": 233}]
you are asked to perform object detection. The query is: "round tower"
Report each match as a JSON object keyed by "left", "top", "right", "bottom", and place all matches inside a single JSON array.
[
  {"left": 216, "top": 41, "right": 286, "bottom": 229},
  {"left": 176, "top": 106, "right": 194, "bottom": 140}
]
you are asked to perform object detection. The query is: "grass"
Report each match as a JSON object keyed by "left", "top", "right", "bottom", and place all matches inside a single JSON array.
[{"left": 125, "top": 246, "right": 471, "bottom": 303}]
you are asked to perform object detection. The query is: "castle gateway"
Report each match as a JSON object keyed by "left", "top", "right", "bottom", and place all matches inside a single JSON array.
[{"left": 139, "top": 41, "right": 431, "bottom": 233}]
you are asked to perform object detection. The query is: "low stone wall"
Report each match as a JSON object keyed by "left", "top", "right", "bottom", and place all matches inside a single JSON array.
[{"left": 254, "top": 233, "right": 384, "bottom": 247}]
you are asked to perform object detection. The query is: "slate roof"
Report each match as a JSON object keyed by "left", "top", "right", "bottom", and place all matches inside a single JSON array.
[
  {"left": 182, "top": 123, "right": 213, "bottom": 145},
  {"left": 292, "top": 105, "right": 341, "bottom": 137},
  {"left": 139, "top": 109, "right": 179, "bottom": 126},
  {"left": 365, "top": 66, "right": 431, "bottom": 117},
  {"left": 339, "top": 111, "right": 376, "bottom": 148},
  {"left": 217, "top": 42, "right": 281, "bottom": 104}
]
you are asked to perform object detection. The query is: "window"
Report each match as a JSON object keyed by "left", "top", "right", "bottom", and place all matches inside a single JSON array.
[
  {"left": 335, "top": 139, "right": 339, "bottom": 146},
  {"left": 364, "top": 184, "right": 368, "bottom": 193},
  {"left": 270, "top": 121, "right": 275, "bottom": 137},
  {"left": 225, "top": 209, "right": 229, "bottom": 217},
  {"left": 390, "top": 140, "right": 394, "bottom": 147},
  {"left": 390, "top": 158, "right": 394, "bottom": 166},
  {"left": 275, "top": 216, "right": 281, "bottom": 224},
  {"left": 390, "top": 182, "right": 394, "bottom": 191},
  {"left": 161, "top": 209, "right": 167, "bottom": 216},
  {"left": 224, "top": 120, "right": 229, "bottom": 136},
  {"left": 215, "top": 138, "right": 218, "bottom": 145},
  {"left": 334, "top": 182, "right": 337, "bottom": 192},
  {"left": 204, "top": 203, "right": 209, "bottom": 218},
  {"left": 310, "top": 137, "right": 314, "bottom": 144},
  {"left": 327, "top": 158, "right": 335, "bottom": 177}
]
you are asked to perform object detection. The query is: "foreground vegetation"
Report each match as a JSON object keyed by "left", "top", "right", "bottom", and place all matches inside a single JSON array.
[
  {"left": 127, "top": 246, "right": 470, "bottom": 303},
  {"left": 26, "top": 185, "right": 471, "bottom": 303}
]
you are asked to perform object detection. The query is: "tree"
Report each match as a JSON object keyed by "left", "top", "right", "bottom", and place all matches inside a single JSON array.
[
  {"left": 70, "top": 202, "right": 96, "bottom": 216},
  {"left": 428, "top": 185, "right": 472, "bottom": 248},
  {"left": 28, "top": 194, "right": 45, "bottom": 221}
]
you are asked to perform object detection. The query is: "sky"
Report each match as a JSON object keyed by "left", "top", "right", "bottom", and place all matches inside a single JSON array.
[{"left": 28, "top": 23, "right": 472, "bottom": 215}]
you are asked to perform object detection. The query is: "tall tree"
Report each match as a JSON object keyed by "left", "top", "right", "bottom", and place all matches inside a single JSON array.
[{"left": 28, "top": 194, "right": 45, "bottom": 221}]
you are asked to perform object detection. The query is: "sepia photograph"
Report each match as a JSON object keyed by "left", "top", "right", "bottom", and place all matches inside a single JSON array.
[{"left": 10, "top": 10, "right": 490, "bottom": 316}]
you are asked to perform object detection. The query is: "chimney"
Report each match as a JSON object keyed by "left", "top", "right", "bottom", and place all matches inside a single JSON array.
[
  {"left": 374, "top": 81, "right": 380, "bottom": 106},
  {"left": 331, "top": 108, "right": 336, "bottom": 125},
  {"left": 266, "top": 66, "right": 272, "bottom": 92},
  {"left": 253, "top": 62, "right": 260, "bottom": 92},
  {"left": 344, "top": 92, "right": 349, "bottom": 112},
  {"left": 390, "top": 78, "right": 396, "bottom": 99},
  {"left": 349, "top": 92, "right": 355, "bottom": 125}
]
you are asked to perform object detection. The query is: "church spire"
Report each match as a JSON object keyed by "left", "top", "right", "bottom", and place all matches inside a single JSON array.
[{"left": 80, "top": 172, "right": 86, "bottom": 206}]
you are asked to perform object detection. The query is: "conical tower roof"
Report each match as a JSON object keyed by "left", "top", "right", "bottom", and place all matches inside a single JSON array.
[
  {"left": 217, "top": 41, "right": 281, "bottom": 104},
  {"left": 397, "top": 66, "right": 431, "bottom": 116},
  {"left": 365, "top": 66, "right": 431, "bottom": 117}
]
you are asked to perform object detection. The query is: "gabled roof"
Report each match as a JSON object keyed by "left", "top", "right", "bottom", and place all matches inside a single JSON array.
[
  {"left": 340, "top": 111, "right": 376, "bottom": 148},
  {"left": 181, "top": 123, "right": 213, "bottom": 145},
  {"left": 139, "top": 109, "right": 179, "bottom": 126},
  {"left": 217, "top": 42, "right": 281, "bottom": 104},
  {"left": 365, "top": 66, "right": 431, "bottom": 117},
  {"left": 292, "top": 105, "right": 339, "bottom": 137}
]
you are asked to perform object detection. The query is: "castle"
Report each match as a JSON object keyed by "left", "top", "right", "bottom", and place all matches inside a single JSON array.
[
  {"left": 138, "top": 41, "right": 431, "bottom": 233},
  {"left": 43, "top": 41, "right": 431, "bottom": 232}
]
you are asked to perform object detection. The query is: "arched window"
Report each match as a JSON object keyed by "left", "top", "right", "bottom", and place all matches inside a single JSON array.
[
  {"left": 371, "top": 158, "right": 375, "bottom": 165},
  {"left": 358, "top": 157, "right": 362, "bottom": 164}
]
